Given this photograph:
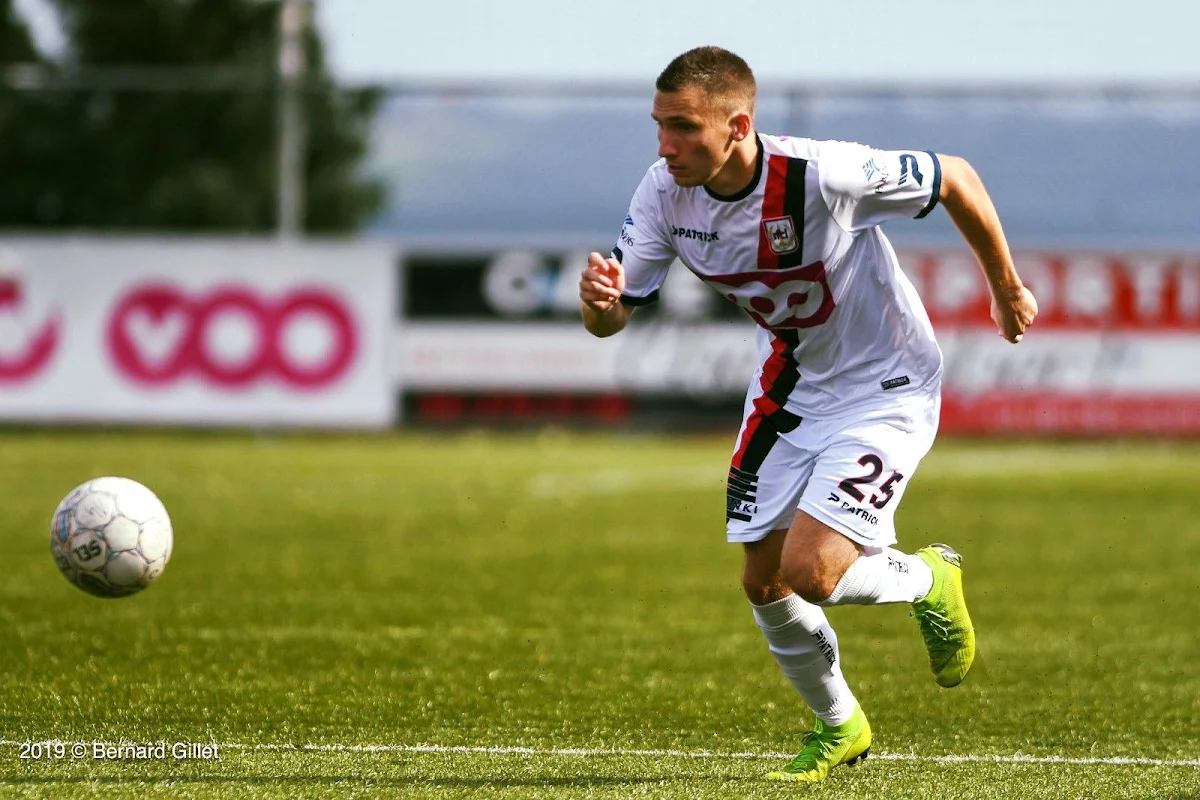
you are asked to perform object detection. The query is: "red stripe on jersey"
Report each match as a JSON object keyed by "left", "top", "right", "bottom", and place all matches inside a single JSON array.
[
  {"left": 730, "top": 408, "right": 767, "bottom": 471},
  {"left": 756, "top": 155, "right": 790, "bottom": 270},
  {"left": 730, "top": 334, "right": 792, "bottom": 468}
]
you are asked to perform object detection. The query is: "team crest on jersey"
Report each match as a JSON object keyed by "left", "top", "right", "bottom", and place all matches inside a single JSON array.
[{"left": 762, "top": 216, "right": 799, "bottom": 255}]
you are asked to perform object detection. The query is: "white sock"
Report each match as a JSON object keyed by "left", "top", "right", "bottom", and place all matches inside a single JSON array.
[
  {"left": 751, "top": 594, "right": 857, "bottom": 726},
  {"left": 820, "top": 547, "right": 934, "bottom": 606}
]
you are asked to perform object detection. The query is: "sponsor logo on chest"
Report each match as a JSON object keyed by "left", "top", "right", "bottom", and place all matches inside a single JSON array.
[{"left": 672, "top": 226, "right": 720, "bottom": 242}]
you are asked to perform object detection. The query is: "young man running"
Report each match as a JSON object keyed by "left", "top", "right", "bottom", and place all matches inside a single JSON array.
[{"left": 578, "top": 46, "right": 1037, "bottom": 783}]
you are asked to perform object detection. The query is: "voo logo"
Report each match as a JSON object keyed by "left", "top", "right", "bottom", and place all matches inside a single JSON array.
[
  {"left": 106, "top": 284, "right": 358, "bottom": 389},
  {"left": 0, "top": 274, "right": 59, "bottom": 382}
]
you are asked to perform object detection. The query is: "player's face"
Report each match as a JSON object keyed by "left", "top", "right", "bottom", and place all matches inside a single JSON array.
[{"left": 652, "top": 87, "right": 736, "bottom": 188}]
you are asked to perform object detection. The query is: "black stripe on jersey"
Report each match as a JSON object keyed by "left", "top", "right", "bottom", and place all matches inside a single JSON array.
[
  {"left": 726, "top": 466, "right": 758, "bottom": 523},
  {"left": 728, "top": 465, "right": 760, "bottom": 484},
  {"left": 764, "top": 330, "right": 802, "bottom": 414},
  {"left": 734, "top": 424, "right": 777, "bottom": 476},
  {"left": 619, "top": 291, "right": 659, "bottom": 307},
  {"left": 726, "top": 472, "right": 757, "bottom": 493},
  {"left": 915, "top": 151, "right": 943, "bottom": 219},
  {"left": 778, "top": 158, "right": 808, "bottom": 268},
  {"left": 733, "top": 404, "right": 803, "bottom": 475}
]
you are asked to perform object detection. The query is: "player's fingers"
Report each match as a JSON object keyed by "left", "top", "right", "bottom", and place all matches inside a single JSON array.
[
  {"left": 582, "top": 267, "right": 613, "bottom": 288},
  {"left": 587, "top": 252, "right": 611, "bottom": 272},
  {"left": 603, "top": 258, "right": 626, "bottom": 291},
  {"left": 580, "top": 280, "right": 620, "bottom": 301}
]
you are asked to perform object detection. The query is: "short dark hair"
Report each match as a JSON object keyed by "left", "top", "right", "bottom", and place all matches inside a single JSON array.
[{"left": 656, "top": 46, "right": 756, "bottom": 116}]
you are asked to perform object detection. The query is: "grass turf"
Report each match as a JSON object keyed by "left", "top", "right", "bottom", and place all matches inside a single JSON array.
[{"left": 0, "top": 431, "right": 1198, "bottom": 798}]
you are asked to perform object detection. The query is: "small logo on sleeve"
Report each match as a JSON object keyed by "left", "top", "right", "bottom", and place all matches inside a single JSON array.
[
  {"left": 862, "top": 157, "right": 889, "bottom": 193},
  {"left": 881, "top": 376, "right": 911, "bottom": 391},
  {"left": 619, "top": 215, "right": 635, "bottom": 246}
]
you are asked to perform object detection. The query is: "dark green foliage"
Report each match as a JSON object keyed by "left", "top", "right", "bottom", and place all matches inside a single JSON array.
[
  {"left": 0, "top": 0, "right": 382, "bottom": 232},
  {"left": 0, "top": 0, "right": 38, "bottom": 61}
]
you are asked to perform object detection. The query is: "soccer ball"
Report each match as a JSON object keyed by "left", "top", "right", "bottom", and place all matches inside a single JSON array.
[{"left": 50, "top": 477, "right": 173, "bottom": 598}]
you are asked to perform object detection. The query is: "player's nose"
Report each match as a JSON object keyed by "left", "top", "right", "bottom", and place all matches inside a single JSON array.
[{"left": 657, "top": 131, "right": 677, "bottom": 159}]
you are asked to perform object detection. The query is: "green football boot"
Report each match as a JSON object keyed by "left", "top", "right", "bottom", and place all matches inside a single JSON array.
[
  {"left": 765, "top": 704, "right": 871, "bottom": 783},
  {"left": 912, "top": 543, "right": 976, "bottom": 688}
]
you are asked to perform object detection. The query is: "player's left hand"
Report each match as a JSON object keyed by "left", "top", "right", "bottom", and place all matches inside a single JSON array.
[{"left": 990, "top": 284, "right": 1038, "bottom": 343}]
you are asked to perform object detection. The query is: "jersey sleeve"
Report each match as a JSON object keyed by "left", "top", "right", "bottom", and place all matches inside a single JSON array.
[
  {"left": 816, "top": 141, "right": 943, "bottom": 233},
  {"left": 612, "top": 169, "right": 676, "bottom": 306}
]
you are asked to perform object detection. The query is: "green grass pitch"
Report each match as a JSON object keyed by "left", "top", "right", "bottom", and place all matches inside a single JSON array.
[{"left": 1, "top": 430, "right": 1198, "bottom": 798}]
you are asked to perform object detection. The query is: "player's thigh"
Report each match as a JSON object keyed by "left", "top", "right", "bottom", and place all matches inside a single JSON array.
[
  {"left": 797, "top": 400, "right": 939, "bottom": 549},
  {"left": 726, "top": 405, "right": 816, "bottom": 545}
]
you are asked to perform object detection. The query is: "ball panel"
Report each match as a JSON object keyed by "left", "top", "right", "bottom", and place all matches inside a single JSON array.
[
  {"left": 112, "top": 479, "right": 168, "bottom": 524},
  {"left": 105, "top": 551, "right": 147, "bottom": 588},
  {"left": 103, "top": 515, "right": 141, "bottom": 551},
  {"left": 139, "top": 519, "right": 171, "bottom": 561},
  {"left": 74, "top": 491, "right": 116, "bottom": 529},
  {"left": 143, "top": 559, "right": 166, "bottom": 584}
]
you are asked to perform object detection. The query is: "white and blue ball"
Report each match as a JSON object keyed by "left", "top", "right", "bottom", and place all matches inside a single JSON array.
[{"left": 50, "top": 477, "right": 173, "bottom": 598}]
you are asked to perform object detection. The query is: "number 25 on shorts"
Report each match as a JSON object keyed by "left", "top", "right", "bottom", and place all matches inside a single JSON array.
[{"left": 832, "top": 454, "right": 904, "bottom": 510}]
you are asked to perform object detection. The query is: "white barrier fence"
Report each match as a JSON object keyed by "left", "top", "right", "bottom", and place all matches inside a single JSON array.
[
  {"left": 0, "top": 239, "right": 395, "bottom": 428},
  {"left": 2, "top": 239, "right": 1198, "bottom": 434}
]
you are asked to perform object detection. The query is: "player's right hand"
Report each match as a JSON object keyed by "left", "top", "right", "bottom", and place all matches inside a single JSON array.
[{"left": 579, "top": 252, "right": 626, "bottom": 312}]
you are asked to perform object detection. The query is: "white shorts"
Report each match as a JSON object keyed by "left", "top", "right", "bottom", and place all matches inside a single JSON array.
[{"left": 725, "top": 392, "right": 940, "bottom": 547}]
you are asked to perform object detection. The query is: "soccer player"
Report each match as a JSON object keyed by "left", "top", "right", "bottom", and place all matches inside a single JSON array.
[{"left": 578, "top": 46, "right": 1037, "bottom": 783}]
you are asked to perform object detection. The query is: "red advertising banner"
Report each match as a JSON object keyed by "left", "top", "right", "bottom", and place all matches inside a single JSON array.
[
  {"left": 902, "top": 250, "right": 1200, "bottom": 434},
  {"left": 399, "top": 247, "right": 1200, "bottom": 435}
]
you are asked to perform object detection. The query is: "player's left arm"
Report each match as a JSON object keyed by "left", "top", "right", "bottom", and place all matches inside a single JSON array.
[{"left": 936, "top": 154, "right": 1038, "bottom": 343}]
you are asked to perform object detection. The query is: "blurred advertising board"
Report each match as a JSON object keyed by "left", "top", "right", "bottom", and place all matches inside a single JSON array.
[
  {"left": 0, "top": 239, "right": 395, "bottom": 428},
  {"left": 398, "top": 248, "right": 1200, "bottom": 434}
]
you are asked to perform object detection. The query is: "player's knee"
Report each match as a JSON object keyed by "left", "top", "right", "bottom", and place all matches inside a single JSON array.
[
  {"left": 780, "top": 554, "right": 840, "bottom": 604},
  {"left": 741, "top": 571, "right": 789, "bottom": 605}
]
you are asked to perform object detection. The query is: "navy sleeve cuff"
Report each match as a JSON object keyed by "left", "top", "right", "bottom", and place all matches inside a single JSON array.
[
  {"left": 915, "top": 151, "right": 942, "bottom": 219},
  {"left": 620, "top": 291, "right": 659, "bottom": 307}
]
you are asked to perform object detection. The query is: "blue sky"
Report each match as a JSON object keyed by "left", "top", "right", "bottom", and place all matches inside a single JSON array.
[{"left": 14, "top": 0, "right": 1200, "bottom": 85}]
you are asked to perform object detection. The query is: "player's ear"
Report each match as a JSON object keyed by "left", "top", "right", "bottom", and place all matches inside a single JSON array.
[{"left": 729, "top": 111, "right": 752, "bottom": 141}]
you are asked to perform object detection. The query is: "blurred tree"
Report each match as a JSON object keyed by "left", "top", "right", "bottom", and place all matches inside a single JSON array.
[
  {"left": 0, "top": 0, "right": 383, "bottom": 233},
  {"left": 0, "top": 0, "right": 69, "bottom": 228},
  {"left": 0, "top": 0, "right": 39, "bottom": 60}
]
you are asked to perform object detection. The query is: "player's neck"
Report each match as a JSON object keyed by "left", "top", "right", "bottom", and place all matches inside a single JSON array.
[{"left": 705, "top": 134, "right": 761, "bottom": 198}]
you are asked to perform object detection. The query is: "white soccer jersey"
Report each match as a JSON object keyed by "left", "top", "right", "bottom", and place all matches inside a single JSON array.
[{"left": 614, "top": 134, "right": 945, "bottom": 419}]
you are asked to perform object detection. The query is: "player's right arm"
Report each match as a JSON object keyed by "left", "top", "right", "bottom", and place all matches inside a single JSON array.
[{"left": 579, "top": 167, "right": 676, "bottom": 339}]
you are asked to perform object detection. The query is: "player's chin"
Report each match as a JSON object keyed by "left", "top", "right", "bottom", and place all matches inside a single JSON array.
[{"left": 667, "top": 168, "right": 702, "bottom": 187}]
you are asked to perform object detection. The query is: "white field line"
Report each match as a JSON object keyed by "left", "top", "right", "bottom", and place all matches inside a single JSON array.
[{"left": 3, "top": 740, "right": 1198, "bottom": 768}]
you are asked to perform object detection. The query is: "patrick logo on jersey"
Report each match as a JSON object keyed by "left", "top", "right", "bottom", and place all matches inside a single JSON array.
[{"left": 706, "top": 261, "right": 836, "bottom": 330}]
